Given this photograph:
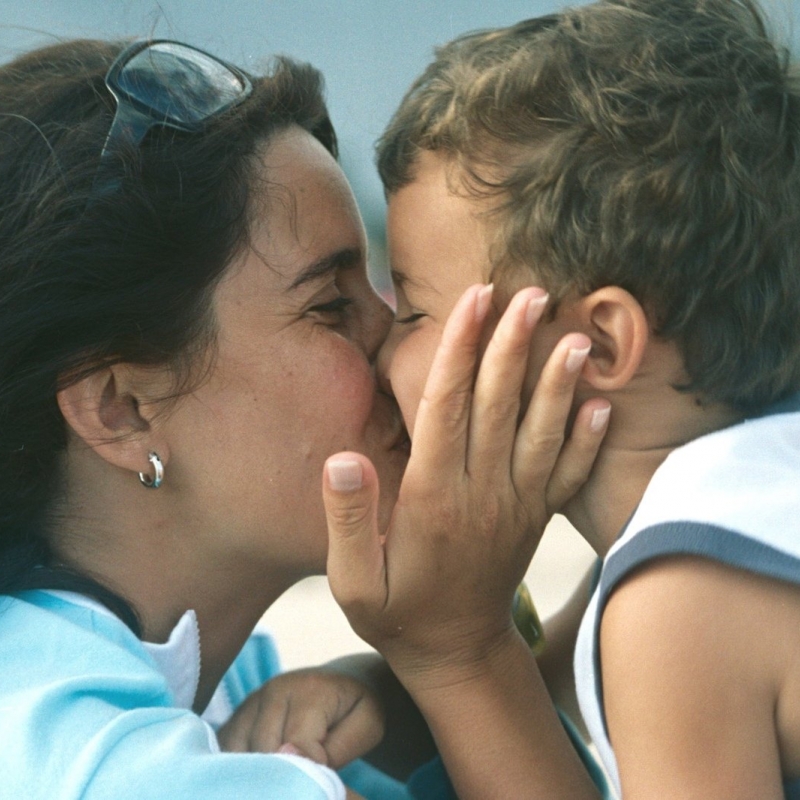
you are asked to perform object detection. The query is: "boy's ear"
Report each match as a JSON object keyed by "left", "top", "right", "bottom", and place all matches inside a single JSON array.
[
  {"left": 56, "top": 365, "right": 169, "bottom": 474},
  {"left": 574, "top": 286, "right": 649, "bottom": 391}
]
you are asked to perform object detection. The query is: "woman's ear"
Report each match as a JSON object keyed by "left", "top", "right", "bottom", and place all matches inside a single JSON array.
[
  {"left": 56, "top": 364, "right": 169, "bottom": 474},
  {"left": 574, "top": 286, "right": 650, "bottom": 391}
]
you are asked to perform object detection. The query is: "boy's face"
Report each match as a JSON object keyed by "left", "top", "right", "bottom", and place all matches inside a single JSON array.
[
  {"left": 378, "top": 151, "right": 564, "bottom": 437},
  {"left": 377, "top": 151, "right": 488, "bottom": 436}
]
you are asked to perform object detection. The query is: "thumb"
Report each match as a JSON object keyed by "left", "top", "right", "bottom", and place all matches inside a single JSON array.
[{"left": 323, "top": 453, "right": 387, "bottom": 617}]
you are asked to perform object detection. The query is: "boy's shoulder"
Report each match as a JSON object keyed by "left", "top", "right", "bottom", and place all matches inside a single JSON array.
[
  {"left": 604, "top": 398, "right": 800, "bottom": 593},
  {"left": 601, "top": 553, "right": 800, "bottom": 797},
  {"left": 578, "top": 398, "right": 800, "bottom": 794}
]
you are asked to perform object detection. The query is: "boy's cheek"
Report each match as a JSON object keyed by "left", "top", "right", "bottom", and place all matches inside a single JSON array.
[
  {"left": 392, "top": 332, "right": 441, "bottom": 439},
  {"left": 395, "top": 363, "right": 427, "bottom": 439},
  {"left": 395, "top": 380, "right": 424, "bottom": 439}
]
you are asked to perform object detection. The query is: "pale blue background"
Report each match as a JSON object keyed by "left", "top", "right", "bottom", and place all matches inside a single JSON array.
[{"left": 1, "top": 0, "right": 797, "bottom": 286}]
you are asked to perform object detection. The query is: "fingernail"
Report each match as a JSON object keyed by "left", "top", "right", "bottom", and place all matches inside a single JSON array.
[
  {"left": 278, "top": 743, "right": 302, "bottom": 756},
  {"left": 525, "top": 292, "right": 549, "bottom": 327},
  {"left": 565, "top": 344, "right": 591, "bottom": 373},
  {"left": 590, "top": 405, "right": 611, "bottom": 432},
  {"left": 327, "top": 460, "right": 363, "bottom": 492},
  {"left": 475, "top": 284, "right": 494, "bottom": 320}
]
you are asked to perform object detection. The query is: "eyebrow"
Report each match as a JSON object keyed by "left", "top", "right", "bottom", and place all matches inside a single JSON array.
[{"left": 288, "top": 247, "right": 362, "bottom": 290}]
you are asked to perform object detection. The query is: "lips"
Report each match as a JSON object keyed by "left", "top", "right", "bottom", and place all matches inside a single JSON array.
[
  {"left": 386, "top": 404, "right": 411, "bottom": 454},
  {"left": 391, "top": 426, "right": 411, "bottom": 454},
  {"left": 377, "top": 391, "right": 411, "bottom": 455}
]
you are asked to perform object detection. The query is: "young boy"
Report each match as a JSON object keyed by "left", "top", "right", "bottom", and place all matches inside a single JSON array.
[{"left": 322, "top": 0, "right": 800, "bottom": 797}]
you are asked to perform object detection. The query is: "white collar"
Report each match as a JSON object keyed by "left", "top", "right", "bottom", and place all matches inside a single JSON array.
[
  {"left": 47, "top": 591, "right": 202, "bottom": 710},
  {"left": 144, "top": 608, "right": 202, "bottom": 710},
  {"left": 44, "top": 591, "right": 344, "bottom": 798}
]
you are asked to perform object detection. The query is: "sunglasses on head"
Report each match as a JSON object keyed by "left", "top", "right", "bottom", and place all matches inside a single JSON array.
[{"left": 92, "top": 39, "right": 252, "bottom": 194}]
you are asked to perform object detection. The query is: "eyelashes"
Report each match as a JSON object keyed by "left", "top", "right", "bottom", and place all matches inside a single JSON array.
[
  {"left": 309, "top": 296, "right": 354, "bottom": 316},
  {"left": 394, "top": 312, "right": 426, "bottom": 325}
]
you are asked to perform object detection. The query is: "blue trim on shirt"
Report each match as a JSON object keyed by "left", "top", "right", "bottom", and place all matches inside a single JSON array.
[{"left": 599, "top": 522, "right": 800, "bottom": 609}]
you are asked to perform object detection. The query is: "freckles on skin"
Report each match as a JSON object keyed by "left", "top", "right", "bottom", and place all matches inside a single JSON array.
[
  {"left": 294, "top": 357, "right": 376, "bottom": 457},
  {"left": 190, "top": 315, "right": 379, "bottom": 559}
]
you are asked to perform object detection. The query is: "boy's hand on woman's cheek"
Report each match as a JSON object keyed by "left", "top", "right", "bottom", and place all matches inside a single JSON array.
[{"left": 322, "top": 284, "right": 610, "bottom": 688}]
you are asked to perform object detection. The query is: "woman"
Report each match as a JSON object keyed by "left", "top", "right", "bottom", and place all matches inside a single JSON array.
[{"left": 0, "top": 37, "right": 603, "bottom": 799}]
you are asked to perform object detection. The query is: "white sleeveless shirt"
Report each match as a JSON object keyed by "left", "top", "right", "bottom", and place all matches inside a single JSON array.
[{"left": 574, "top": 394, "right": 800, "bottom": 795}]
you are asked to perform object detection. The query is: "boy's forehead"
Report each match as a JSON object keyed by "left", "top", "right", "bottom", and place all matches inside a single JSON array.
[{"left": 386, "top": 151, "right": 495, "bottom": 290}]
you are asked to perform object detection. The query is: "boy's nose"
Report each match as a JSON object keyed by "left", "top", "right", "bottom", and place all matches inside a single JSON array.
[{"left": 376, "top": 327, "right": 397, "bottom": 396}]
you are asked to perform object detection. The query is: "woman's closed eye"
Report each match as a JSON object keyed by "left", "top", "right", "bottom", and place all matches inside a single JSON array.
[{"left": 308, "top": 295, "right": 354, "bottom": 323}]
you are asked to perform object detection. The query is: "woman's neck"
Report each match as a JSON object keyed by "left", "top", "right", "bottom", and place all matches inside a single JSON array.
[{"left": 52, "top": 450, "right": 301, "bottom": 713}]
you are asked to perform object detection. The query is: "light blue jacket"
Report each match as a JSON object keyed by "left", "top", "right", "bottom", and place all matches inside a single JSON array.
[{"left": 0, "top": 590, "right": 416, "bottom": 799}]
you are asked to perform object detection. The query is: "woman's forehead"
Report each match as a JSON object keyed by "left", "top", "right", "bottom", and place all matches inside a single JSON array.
[{"left": 242, "top": 130, "right": 366, "bottom": 290}]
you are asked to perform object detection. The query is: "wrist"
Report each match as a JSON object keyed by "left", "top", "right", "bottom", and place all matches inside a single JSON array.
[
  {"left": 388, "top": 623, "right": 531, "bottom": 699},
  {"left": 380, "top": 583, "right": 545, "bottom": 694}
]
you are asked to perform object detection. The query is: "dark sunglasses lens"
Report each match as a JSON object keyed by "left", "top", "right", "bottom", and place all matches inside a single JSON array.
[{"left": 117, "top": 43, "right": 247, "bottom": 124}]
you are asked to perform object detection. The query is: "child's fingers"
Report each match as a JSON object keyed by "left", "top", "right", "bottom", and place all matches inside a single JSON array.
[
  {"left": 216, "top": 702, "right": 259, "bottom": 752},
  {"left": 467, "top": 288, "right": 549, "bottom": 475},
  {"left": 323, "top": 453, "right": 386, "bottom": 626},
  {"left": 277, "top": 739, "right": 329, "bottom": 765},
  {"left": 406, "top": 284, "right": 492, "bottom": 479},
  {"left": 545, "top": 398, "right": 610, "bottom": 512},
  {"left": 249, "top": 703, "right": 287, "bottom": 755},
  {"left": 217, "top": 693, "right": 286, "bottom": 754},
  {"left": 278, "top": 711, "right": 331, "bottom": 766},
  {"left": 320, "top": 696, "right": 385, "bottom": 769},
  {"left": 511, "top": 332, "right": 592, "bottom": 493}
]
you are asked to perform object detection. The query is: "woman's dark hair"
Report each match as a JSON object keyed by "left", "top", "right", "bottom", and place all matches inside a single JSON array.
[{"left": 0, "top": 38, "right": 337, "bottom": 633}]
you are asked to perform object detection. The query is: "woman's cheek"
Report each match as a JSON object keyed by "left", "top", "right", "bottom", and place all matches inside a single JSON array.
[{"left": 324, "top": 339, "right": 377, "bottom": 429}]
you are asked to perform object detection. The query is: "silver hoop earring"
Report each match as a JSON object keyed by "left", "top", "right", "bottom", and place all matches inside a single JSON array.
[{"left": 138, "top": 452, "right": 164, "bottom": 489}]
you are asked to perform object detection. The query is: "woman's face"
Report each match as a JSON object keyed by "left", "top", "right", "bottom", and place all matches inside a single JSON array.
[{"left": 161, "top": 127, "right": 408, "bottom": 578}]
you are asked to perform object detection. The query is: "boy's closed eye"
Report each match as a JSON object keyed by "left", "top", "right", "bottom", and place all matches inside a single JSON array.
[
  {"left": 391, "top": 278, "right": 430, "bottom": 326},
  {"left": 395, "top": 310, "right": 427, "bottom": 325},
  {"left": 391, "top": 268, "right": 440, "bottom": 323}
]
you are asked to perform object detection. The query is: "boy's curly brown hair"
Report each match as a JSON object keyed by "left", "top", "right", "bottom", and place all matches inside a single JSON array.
[{"left": 378, "top": 0, "right": 800, "bottom": 415}]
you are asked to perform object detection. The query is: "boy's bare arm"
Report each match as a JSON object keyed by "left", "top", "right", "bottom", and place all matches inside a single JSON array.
[
  {"left": 328, "top": 565, "right": 596, "bottom": 783},
  {"left": 602, "top": 556, "right": 800, "bottom": 799}
]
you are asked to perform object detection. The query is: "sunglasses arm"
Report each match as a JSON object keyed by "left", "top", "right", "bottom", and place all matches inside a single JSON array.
[{"left": 97, "top": 101, "right": 155, "bottom": 163}]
